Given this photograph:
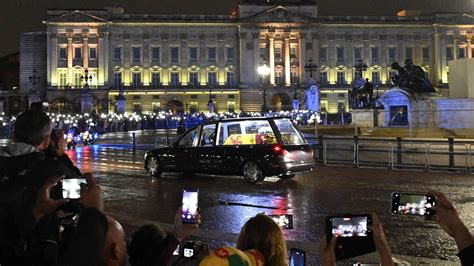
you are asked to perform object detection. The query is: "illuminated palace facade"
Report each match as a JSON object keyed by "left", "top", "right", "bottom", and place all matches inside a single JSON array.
[{"left": 17, "top": 0, "right": 474, "bottom": 114}]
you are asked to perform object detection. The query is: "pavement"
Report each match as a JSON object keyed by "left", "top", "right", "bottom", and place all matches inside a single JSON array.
[{"left": 2, "top": 131, "right": 473, "bottom": 265}]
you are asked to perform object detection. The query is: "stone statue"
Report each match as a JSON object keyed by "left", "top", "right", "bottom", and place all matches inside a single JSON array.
[
  {"left": 390, "top": 59, "right": 435, "bottom": 93},
  {"left": 349, "top": 78, "right": 374, "bottom": 108}
]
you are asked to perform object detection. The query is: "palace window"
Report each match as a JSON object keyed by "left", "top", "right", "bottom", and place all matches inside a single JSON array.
[
  {"left": 275, "top": 47, "right": 282, "bottom": 61},
  {"left": 290, "top": 71, "right": 299, "bottom": 84},
  {"left": 59, "top": 47, "right": 67, "bottom": 60},
  {"left": 422, "top": 47, "right": 430, "bottom": 62},
  {"left": 152, "top": 102, "right": 161, "bottom": 113},
  {"left": 132, "top": 47, "right": 141, "bottom": 61},
  {"left": 458, "top": 46, "right": 466, "bottom": 59},
  {"left": 319, "top": 47, "right": 327, "bottom": 61},
  {"left": 227, "top": 72, "right": 235, "bottom": 86},
  {"left": 151, "top": 72, "right": 160, "bottom": 87},
  {"left": 227, "top": 47, "right": 234, "bottom": 61},
  {"left": 189, "top": 102, "right": 198, "bottom": 113},
  {"left": 446, "top": 47, "right": 454, "bottom": 61},
  {"left": 59, "top": 72, "right": 67, "bottom": 87},
  {"left": 208, "top": 47, "right": 216, "bottom": 62},
  {"left": 319, "top": 71, "right": 327, "bottom": 85},
  {"left": 227, "top": 101, "right": 235, "bottom": 112},
  {"left": 133, "top": 103, "right": 141, "bottom": 114},
  {"left": 336, "top": 71, "right": 345, "bottom": 84},
  {"left": 74, "top": 47, "right": 82, "bottom": 59},
  {"left": 132, "top": 72, "right": 141, "bottom": 87},
  {"left": 259, "top": 46, "right": 267, "bottom": 61},
  {"left": 354, "top": 68, "right": 362, "bottom": 79},
  {"left": 208, "top": 72, "right": 217, "bottom": 86},
  {"left": 372, "top": 71, "right": 380, "bottom": 84},
  {"left": 189, "top": 72, "right": 199, "bottom": 86},
  {"left": 171, "top": 47, "right": 179, "bottom": 63},
  {"left": 354, "top": 47, "right": 362, "bottom": 61},
  {"left": 405, "top": 47, "right": 413, "bottom": 60},
  {"left": 114, "top": 47, "right": 121, "bottom": 61},
  {"left": 152, "top": 47, "right": 160, "bottom": 61},
  {"left": 389, "top": 70, "right": 397, "bottom": 83},
  {"left": 74, "top": 72, "right": 82, "bottom": 87},
  {"left": 290, "top": 47, "right": 297, "bottom": 58},
  {"left": 189, "top": 47, "right": 198, "bottom": 61},
  {"left": 388, "top": 47, "right": 397, "bottom": 62},
  {"left": 371, "top": 47, "right": 379, "bottom": 62},
  {"left": 114, "top": 72, "right": 122, "bottom": 88},
  {"left": 89, "top": 47, "right": 97, "bottom": 60},
  {"left": 336, "top": 47, "right": 344, "bottom": 63},
  {"left": 275, "top": 71, "right": 283, "bottom": 85},
  {"left": 171, "top": 72, "right": 180, "bottom": 86}
]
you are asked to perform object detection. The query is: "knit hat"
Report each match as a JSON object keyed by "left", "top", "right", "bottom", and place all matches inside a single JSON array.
[{"left": 199, "top": 246, "right": 264, "bottom": 266}]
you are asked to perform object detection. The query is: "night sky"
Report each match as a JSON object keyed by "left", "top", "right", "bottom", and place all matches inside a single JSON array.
[{"left": 1, "top": 0, "right": 472, "bottom": 57}]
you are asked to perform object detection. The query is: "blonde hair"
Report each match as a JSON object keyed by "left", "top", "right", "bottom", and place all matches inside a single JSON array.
[{"left": 237, "top": 214, "right": 288, "bottom": 266}]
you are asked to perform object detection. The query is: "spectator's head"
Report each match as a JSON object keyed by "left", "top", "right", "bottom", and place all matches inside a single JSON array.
[
  {"left": 13, "top": 110, "right": 52, "bottom": 149},
  {"left": 127, "top": 224, "right": 166, "bottom": 266},
  {"left": 236, "top": 214, "right": 287, "bottom": 266},
  {"left": 199, "top": 246, "right": 264, "bottom": 266},
  {"left": 103, "top": 216, "right": 127, "bottom": 266}
]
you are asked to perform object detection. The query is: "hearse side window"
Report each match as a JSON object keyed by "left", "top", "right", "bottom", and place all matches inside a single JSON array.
[
  {"left": 178, "top": 128, "right": 198, "bottom": 147},
  {"left": 273, "top": 119, "right": 305, "bottom": 145},
  {"left": 200, "top": 124, "right": 217, "bottom": 146},
  {"left": 219, "top": 120, "right": 277, "bottom": 146}
]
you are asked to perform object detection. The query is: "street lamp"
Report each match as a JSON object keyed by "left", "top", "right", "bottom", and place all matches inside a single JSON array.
[
  {"left": 81, "top": 68, "right": 93, "bottom": 87},
  {"left": 207, "top": 87, "right": 215, "bottom": 113},
  {"left": 28, "top": 70, "right": 41, "bottom": 89},
  {"left": 257, "top": 61, "right": 270, "bottom": 113},
  {"left": 304, "top": 57, "right": 318, "bottom": 79}
]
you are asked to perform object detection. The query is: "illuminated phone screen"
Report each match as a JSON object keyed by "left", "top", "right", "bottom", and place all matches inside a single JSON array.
[{"left": 182, "top": 189, "right": 199, "bottom": 224}]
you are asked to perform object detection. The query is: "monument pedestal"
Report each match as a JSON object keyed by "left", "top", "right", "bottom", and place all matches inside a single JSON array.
[{"left": 81, "top": 89, "right": 93, "bottom": 114}]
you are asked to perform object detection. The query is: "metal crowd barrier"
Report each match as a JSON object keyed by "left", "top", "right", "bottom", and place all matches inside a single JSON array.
[{"left": 312, "top": 136, "right": 474, "bottom": 175}]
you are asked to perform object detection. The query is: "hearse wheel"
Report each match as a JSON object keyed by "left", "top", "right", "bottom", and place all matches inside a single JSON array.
[
  {"left": 242, "top": 161, "right": 264, "bottom": 183},
  {"left": 278, "top": 174, "right": 296, "bottom": 180},
  {"left": 146, "top": 155, "right": 162, "bottom": 178}
]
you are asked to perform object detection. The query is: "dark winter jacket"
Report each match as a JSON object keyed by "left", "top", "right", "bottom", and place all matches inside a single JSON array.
[
  {"left": 56, "top": 208, "right": 108, "bottom": 266},
  {"left": 0, "top": 142, "right": 75, "bottom": 265},
  {"left": 458, "top": 244, "right": 474, "bottom": 266}
]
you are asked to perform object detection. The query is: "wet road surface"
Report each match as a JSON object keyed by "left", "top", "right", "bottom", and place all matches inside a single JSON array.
[{"left": 64, "top": 135, "right": 474, "bottom": 264}]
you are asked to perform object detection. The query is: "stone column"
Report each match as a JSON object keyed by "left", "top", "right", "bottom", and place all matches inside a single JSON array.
[
  {"left": 269, "top": 35, "right": 275, "bottom": 85},
  {"left": 467, "top": 33, "right": 472, "bottom": 58},
  {"left": 82, "top": 34, "right": 89, "bottom": 69},
  {"left": 98, "top": 33, "right": 105, "bottom": 86},
  {"left": 284, "top": 34, "right": 291, "bottom": 86},
  {"left": 50, "top": 33, "right": 58, "bottom": 86},
  {"left": 67, "top": 34, "right": 73, "bottom": 86}
]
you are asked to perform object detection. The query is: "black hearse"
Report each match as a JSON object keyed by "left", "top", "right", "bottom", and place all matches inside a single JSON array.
[{"left": 144, "top": 117, "right": 315, "bottom": 183}]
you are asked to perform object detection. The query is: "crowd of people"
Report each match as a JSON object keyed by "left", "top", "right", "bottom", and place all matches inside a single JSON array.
[
  {"left": 0, "top": 109, "right": 473, "bottom": 266},
  {"left": 0, "top": 110, "right": 321, "bottom": 138}
]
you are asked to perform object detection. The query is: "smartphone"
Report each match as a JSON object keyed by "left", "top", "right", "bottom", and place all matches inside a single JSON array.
[
  {"left": 269, "top": 214, "right": 294, "bottom": 229},
  {"left": 289, "top": 248, "right": 306, "bottom": 266},
  {"left": 327, "top": 214, "right": 372, "bottom": 239},
  {"left": 62, "top": 178, "right": 86, "bottom": 199},
  {"left": 391, "top": 192, "right": 436, "bottom": 216},
  {"left": 181, "top": 188, "right": 199, "bottom": 224}
]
